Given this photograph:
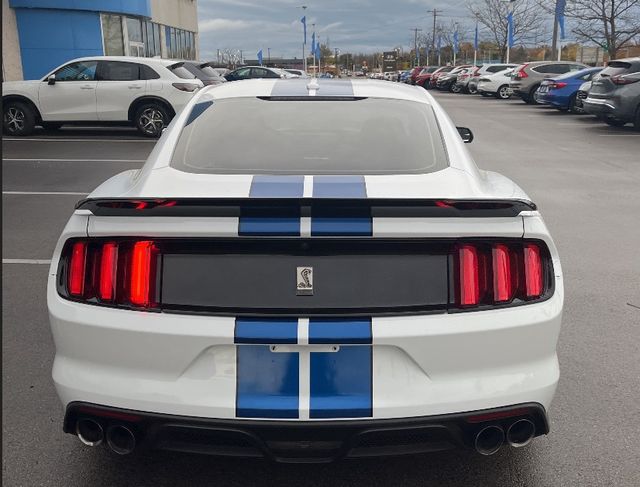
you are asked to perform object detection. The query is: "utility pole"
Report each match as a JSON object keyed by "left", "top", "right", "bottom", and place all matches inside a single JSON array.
[
  {"left": 410, "top": 28, "right": 422, "bottom": 67},
  {"left": 334, "top": 48, "right": 339, "bottom": 76},
  {"left": 239, "top": 50, "right": 244, "bottom": 65},
  {"left": 267, "top": 47, "right": 271, "bottom": 66},
  {"left": 427, "top": 9, "right": 441, "bottom": 65}
]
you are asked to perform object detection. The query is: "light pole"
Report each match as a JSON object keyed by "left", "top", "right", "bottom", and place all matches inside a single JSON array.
[
  {"left": 267, "top": 47, "right": 271, "bottom": 66},
  {"left": 298, "top": 5, "right": 307, "bottom": 72}
]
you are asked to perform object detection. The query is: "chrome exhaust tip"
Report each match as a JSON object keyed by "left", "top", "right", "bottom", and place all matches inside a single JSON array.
[
  {"left": 106, "top": 424, "right": 136, "bottom": 455},
  {"left": 474, "top": 425, "right": 505, "bottom": 456},
  {"left": 76, "top": 419, "right": 104, "bottom": 447},
  {"left": 506, "top": 419, "right": 536, "bottom": 448}
]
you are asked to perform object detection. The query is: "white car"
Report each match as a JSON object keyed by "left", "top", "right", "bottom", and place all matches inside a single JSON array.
[
  {"left": 48, "top": 79, "right": 563, "bottom": 461},
  {"left": 477, "top": 68, "right": 516, "bottom": 99},
  {"left": 2, "top": 56, "right": 204, "bottom": 137}
]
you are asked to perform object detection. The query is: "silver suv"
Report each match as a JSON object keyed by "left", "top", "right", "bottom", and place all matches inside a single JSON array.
[{"left": 510, "top": 61, "right": 588, "bottom": 104}]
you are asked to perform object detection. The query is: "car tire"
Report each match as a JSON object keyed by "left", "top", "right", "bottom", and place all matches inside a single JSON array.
[
  {"left": 526, "top": 85, "right": 540, "bottom": 104},
  {"left": 496, "top": 85, "right": 511, "bottom": 100},
  {"left": 568, "top": 95, "right": 582, "bottom": 114},
  {"left": 3, "top": 101, "right": 36, "bottom": 136},
  {"left": 604, "top": 118, "right": 626, "bottom": 127},
  {"left": 468, "top": 85, "right": 478, "bottom": 95},
  {"left": 450, "top": 84, "right": 461, "bottom": 93},
  {"left": 135, "top": 103, "right": 170, "bottom": 138},
  {"left": 41, "top": 122, "right": 63, "bottom": 131}
]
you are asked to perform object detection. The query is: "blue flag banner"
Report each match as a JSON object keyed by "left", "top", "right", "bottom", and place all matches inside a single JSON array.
[
  {"left": 474, "top": 24, "right": 479, "bottom": 50},
  {"left": 301, "top": 16, "right": 307, "bottom": 44},
  {"left": 558, "top": 15, "right": 566, "bottom": 40},
  {"left": 315, "top": 40, "right": 321, "bottom": 60},
  {"left": 453, "top": 30, "right": 459, "bottom": 54},
  {"left": 257, "top": 49, "right": 263, "bottom": 65},
  {"left": 507, "top": 12, "right": 514, "bottom": 48},
  {"left": 311, "top": 32, "right": 316, "bottom": 57},
  {"left": 555, "top": 0, "right": 566, "bottom": 16}
]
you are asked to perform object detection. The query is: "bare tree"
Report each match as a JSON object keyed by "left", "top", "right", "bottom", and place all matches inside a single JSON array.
[
  {"left": 467, "top": 0, "right": 545, "bottom": 61},
  {"left": 567, "top": 0, "right": 640, "bottom": 59}
]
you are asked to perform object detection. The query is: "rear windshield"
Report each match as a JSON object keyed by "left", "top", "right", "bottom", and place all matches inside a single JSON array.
[
  {"left": 170, "top": 97, "right": 449, "bottom": 175},
  {"left": 168, "top": 63, "right": 197, "bottom": 79},
  {"left": 600, "top": 61, "right": 636, "bottom": 77}
]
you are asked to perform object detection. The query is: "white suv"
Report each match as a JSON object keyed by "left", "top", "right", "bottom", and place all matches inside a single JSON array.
[{"left": 2, "top": 56, "right": 204, "bottom": 137}]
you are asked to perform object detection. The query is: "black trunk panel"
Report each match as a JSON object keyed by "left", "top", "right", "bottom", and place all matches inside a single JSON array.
[{"left": 160, "top": 239, "right": 449, "bottom": 315}]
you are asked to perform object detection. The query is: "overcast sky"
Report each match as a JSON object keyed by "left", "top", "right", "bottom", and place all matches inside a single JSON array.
[{"left": 197, "top": 0, "right": 472, "bottom": 61}]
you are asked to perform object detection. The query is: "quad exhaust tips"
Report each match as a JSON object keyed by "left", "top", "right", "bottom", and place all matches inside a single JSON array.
[
  {"left": 106, "top": 424, "right": 136, "bottom": 455},
  {"left": 76, "top": 419, "right": 104, "bottom": 447},
  {"left": 474, "top": 425, "right": 505, "bottom": 456},
  {"left": 506, "top": 419, "right": 536, "bottom": 448}
]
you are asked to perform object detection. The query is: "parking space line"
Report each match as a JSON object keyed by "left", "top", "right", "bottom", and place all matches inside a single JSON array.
[
  {"left": 3, "top": 137, "right": 154, "bottom": 143},
  {"left": 3, "top": 158, "right": 145, "bottom": 163},
  {"left": 3, "top": 191, "right": 88, "bottom": 196},
  {"left": 597, "top": 134, "right": 640, "bottom": 137},
  {"left": 2, "top": 259, "right": 51, "bottom": 265}
]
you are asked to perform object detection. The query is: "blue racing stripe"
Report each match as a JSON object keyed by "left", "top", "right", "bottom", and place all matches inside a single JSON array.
[
  {"left": 236, "top": 346, "right": 299, "bottom": 418},
  {"left": 312, "top": 175, "right": 367, "bottom": 198},
  {"left": 309, "top": 317, "right": 373, "bottom": 418},
  {"left": 239, "top": 175, "right": 303, "bottom": 235},
  {"left": 310, "top": 346, "right": 372, "bottom": 419},
  {"left": 316, "top": 79, "right": 354, "bottom": 96},
  {"left": 309, "top": 318, "right": 372, "bottom": 344},
  {"left": 249, "top": 175, "right": 304, "bottom": 198},
  {"left": 235, "top": 317, "right": 300, "bottom": 418},
  {"left": 235, "top": 318, "right": 298, "bottom": 344},
  {"left": 311, "top": 175, "right": 372, "bottom": 236}
]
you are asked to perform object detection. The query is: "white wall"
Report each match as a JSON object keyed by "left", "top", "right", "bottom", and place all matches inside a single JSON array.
[{"left": 2, "top": 0, "right": 24, "bottom": 81}]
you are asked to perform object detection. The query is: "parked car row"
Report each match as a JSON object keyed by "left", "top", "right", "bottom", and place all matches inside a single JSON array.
[
  {"left": 402, "top": 58, "right": 640, "bottom": 130},
  {"left": 2, "top": 57, "right": 301, "bottom": 137}
]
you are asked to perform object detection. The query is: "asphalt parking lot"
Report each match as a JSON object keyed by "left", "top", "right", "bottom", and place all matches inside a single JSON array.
[{"left": 3, "top": 91, "right": 640, "bottom": 486}]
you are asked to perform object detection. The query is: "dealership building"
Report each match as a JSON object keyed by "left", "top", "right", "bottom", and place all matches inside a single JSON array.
[{"left": 2, "top": 0, "right": 199, "bottom": 81}]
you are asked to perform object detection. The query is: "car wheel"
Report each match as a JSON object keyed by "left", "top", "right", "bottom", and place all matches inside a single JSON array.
[
  {"left": 604, "top": 118, "right": 626, "bottom": 127},
  {"left": 526, "top": 85, "right": 540, "bottom": 104},
  {"left": 450, "top": 84, "right": 461, "bottom": 93},
  {"left": 3, "top": 101, "right": 35, "bottom": 136},
  {"left": 135, "top": 103, "right": 169, "bottom": 138},
  {"left": 41, "top": 122, "right": 63, "bottom": 131},
  {"left": 496, "top": 85, "right": 511, "bottom": 99},
  {"left": 468, "top": 85, "right": 478, "bottom": 95},
  {"left": 568, "top": 95, "right": 583, "bottom": 114}
]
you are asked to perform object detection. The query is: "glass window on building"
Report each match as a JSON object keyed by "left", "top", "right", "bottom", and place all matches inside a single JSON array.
[{"left": 101, "top": 14, "right": 124, "bottom": 56}]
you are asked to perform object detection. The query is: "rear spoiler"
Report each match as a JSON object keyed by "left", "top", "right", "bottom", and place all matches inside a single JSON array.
[{"left": 76, "top": 198, "right": 536, "bottom": 218}]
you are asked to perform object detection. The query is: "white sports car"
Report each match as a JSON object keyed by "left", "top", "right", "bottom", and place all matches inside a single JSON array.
[{"left": 48, "top": 78, "right": 563, "bottom": 462}]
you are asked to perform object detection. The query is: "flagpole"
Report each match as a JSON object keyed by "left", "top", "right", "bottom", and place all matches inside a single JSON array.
[
  {"left": 312, "top": 24, "right": 317, "bottom": 76},
  {"left": 300, "top": 6, "right": 307, "bottom": 73}
]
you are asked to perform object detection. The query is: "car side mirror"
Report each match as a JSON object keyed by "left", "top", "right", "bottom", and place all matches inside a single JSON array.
[
  {"left": 47, "top": 75, "right": 56, "bottom": 85},
  {"left": 457, "top": 127, "right": 474, "bottom": 143}
]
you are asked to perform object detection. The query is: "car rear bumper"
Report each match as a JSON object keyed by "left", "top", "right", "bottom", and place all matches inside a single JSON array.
[
  {"left": 49, "top": 258, "right": 563, "bottom": 422},
  {"left": 582, "top": 97, "right": 634, "bottom": 120},
  {"left": 64, "top": 401, "right": 549, "bottom": 462}
]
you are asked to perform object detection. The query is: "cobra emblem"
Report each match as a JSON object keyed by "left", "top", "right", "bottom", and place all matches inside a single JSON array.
[{"left": 298, "top": 268, "right": 312, "bottom": 288}]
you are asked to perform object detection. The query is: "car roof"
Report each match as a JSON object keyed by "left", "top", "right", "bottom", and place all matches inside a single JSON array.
[
  {"left": 65, "top": 56, "right": 177, "bottom": 66},
  {"left": 197, "top": 78, "right": 433, "bottom": 104}
]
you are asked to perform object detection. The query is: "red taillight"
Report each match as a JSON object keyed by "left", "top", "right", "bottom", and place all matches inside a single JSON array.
[
  {"left": 130, "top": 241, "right": 157, "bottom": 307},
  {"left": 492, "top": 244, "right": 513, "bottom": 302},
  {"left": 63, "top": 239, "right": 159, "bottom": 309},
  {"left": 99, "top": 242, "right": 118, "bottom": 301},
  {"left": 515, "top": 65, "right": 529, "bottom": 79},
  {"left": 457, "top": 245, "right": 480, "bottom": 306},
  {"left": 454, "top": 241, "right": 549, "bottom": 308},
  {"left": 68, "top": 241, "right": 87, "bottom": 296},
  {"left": 524, "top": 243, "right": 543, "bottom": 298},
  {"left": 611, "top": 75, "right": 640, "bottom": 85},
  {"left": 550, "top": 82, "right": 567, "bottom": 89}
]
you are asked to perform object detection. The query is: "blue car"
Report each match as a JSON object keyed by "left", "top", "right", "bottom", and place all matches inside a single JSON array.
[{"left": 537, "top": 67, "right": 603, "bottom": 113}]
